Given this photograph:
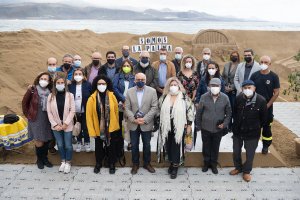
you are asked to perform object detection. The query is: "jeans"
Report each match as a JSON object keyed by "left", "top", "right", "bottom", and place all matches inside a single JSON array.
[
  {"left": 53, "top": 130, "right": 73, "bottom": 161},
  {"left": 201, "top": 130, "right": 223, "bottom": 167},
  {"left": 232, "top": 136, "right": 259, "bottom": 174},
  {"left": 130, "top": 126, "right": 152, "bottom": 165},
  {"left": 75, "top": 113, "right": 90, "bottom": 144}
]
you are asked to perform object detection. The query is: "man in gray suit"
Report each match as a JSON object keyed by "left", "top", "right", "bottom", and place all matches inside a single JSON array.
[
  {"left": 234, "top": 49, "right": 261, "bottom": 95},
  {"left": 125, "top": 73, "right": 158, "bottom": 175}
]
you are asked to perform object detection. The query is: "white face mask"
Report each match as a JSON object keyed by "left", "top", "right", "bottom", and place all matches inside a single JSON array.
[
  {"left": 243, "top": 89, "right": 254, "bottom": 97},
  {"left": 97, "top": 85, "right": 107, "bottom": 93},
  {"left": 260, "top": 64, "right": 268, "bottom": 70},
  {"left": 203, "top": 54, "right": 211, "bottom": 61},
  {"left": 175, "top": 54, "right": 182, "bottom": 60},
  {"left": 74, "top": 75, "right": 83, "bottom": 82},
  {"left": 208, "top": 69, "right": 216, "bottom": 76},
  {"left": 210, "top": 86, "right": 220, "bottom": 95},
  {"left": 169, "top": 85, "right": 179, "bottom": 95},
  {"left": 140, "top": 61, "right": 149, "bottom": 68},
  {"left": 56, "top": 84, "right": 65, "bottom": 92},
  {"left": 160, "top": 55, "right": 167, "bottom": 62},
  {"left": 185, "top": 63, "right": 192, "bottom": 69},
  {"left": 39, "top": 80, "right": 49, "bottom": 88}
]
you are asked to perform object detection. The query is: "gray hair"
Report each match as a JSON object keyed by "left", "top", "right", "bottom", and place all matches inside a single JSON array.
[
  {"left": 202, "top": 48, "right": 211, "bottom": 54},
  {"left": 174, "top": 47, "right": 183, "bottom": 53},
  {"left": 62, "top": 54, "right": 74, "bottom": 60}
]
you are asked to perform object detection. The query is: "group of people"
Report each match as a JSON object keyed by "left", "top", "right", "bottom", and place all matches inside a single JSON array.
[{"left": 22, "top": 45, "right": 280, "bottom": 182}]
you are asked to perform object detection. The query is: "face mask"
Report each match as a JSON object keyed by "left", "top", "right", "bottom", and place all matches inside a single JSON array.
[
  {"left": 260, "top": 64, "right": 268, "bottom": 70},
  {"left": 203, "top": 54, "right": 210, "bottom": 61},
  {"left": 169, "top": 85, "right": 179, "bottom": 95},
  {"left": 136, "top": 81, "right": 145, "bottom": 88},
  {"left": 39, "top": 80, "right": 49, "bottom": 88},
  {"left": 244, "top": 57, "right": 252, "bottom": 63},
  {"left": 141, "top": 57, "right": 149, "bottom": 64},
  {"left": 123, "top": 51, "right": 129, "bottom": 58},
  {"left": 140, "top": 61, "right": 149, "bottom": 68},
  {"left": 123, "top": 66, "right": 131, "bottom": 74},
  {"left": 74, "top": 75, "right": 83, "bottom": 82},
  {"left": 92, "top": 60, "right": 100, "bottom": 66},
  {"left": 97, "top": 85, "right": 107, "bottom": 93},
  {"left": 63, "top": 63, "right": 71, "bottom": 70},
  {"left": 74, "top": 60, "right": 81, "bottom": 68},
  {"left": 56, "top": 84, "right": 65, "bottom": 92},
  {"left": 230, "top": 56, "right": 238, "bottom": 62},
  {"left": 208, "top": 69, "right": 216, "bottom": 76},
  {"left": 243, "top": 89, "right": 254, "bottom": 98},
  {"left": 175, "top": 54, "right": 182, "bottom": 60},
  {"left": 107, "top": 59, "right": 115, "bottom": 65},
  {"left": 210, "top": 86, "right": 220, "bottom": 95},
  {"left": 160, "top": 55, "right": 167, "bottom": 62},
  {"left": 48, "top": 66, "right": 56, "bottom": 73},
  {"left": 185, "top": 63, "right": 192, "bottom": 69}
]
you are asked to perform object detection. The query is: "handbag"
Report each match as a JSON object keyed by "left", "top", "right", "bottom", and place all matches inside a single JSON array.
[{"left": 72, "top": 114, "right": 81, "bottom": 137}]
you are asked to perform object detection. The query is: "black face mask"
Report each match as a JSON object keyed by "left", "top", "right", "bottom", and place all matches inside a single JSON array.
[
  {"left": 230, "top": 56, "right": 238, "bottom": 62},
  {"left": 63, "top": 63, "right": 71, "bottom": 70},
  {"left": 244, "top": 56, "right": 252, "bottom": 63},
  {"left": 92, "top": 60, "right": 100, "bottom": 66},
  {"left": 107, "top": 59, "right": 115, "bottom": 65}
]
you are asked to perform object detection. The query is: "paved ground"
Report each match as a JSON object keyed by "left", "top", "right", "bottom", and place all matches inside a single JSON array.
[
  {"left": 273, "top": 102, "right": 300, "bottom": 137},
  {"left": 0, "top": 164, "right": 299, "bottom": 200}
]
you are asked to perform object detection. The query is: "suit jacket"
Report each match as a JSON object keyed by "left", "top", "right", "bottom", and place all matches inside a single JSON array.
[
  {"left": 47, "top": 92, "right": 75, "bottom": 132},
  {"left": 234, "top": 61, "right": 260, "bottom": 95},
  {"left": 125, "top": 86, "right": 158, "bottom": 132}
]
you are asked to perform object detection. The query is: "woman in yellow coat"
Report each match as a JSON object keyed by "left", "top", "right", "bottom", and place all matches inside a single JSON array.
[{"left": 86, "top": 75, "right": 120, "bottom": 174}]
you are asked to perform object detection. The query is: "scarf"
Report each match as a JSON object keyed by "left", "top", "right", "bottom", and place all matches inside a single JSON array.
[
  {"left": 36, "top": 85, "right": 50, "bottom": 111},
  {"left": 160, "top": 92, "right": 186, "bottom": 145},
  {"left": 96, "top": 92, "right": 111, "bottom": 145}
]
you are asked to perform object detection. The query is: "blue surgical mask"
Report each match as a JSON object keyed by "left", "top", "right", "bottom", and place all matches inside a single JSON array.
[
  {"left": 140, "top": 57, "right": 149, "bottom": 64},
  {"left": 136, "top": 81, "right": 145, "bottom": 88},
  {"left": 160, "top": 55, "right": 167, "bottom": 62},
  {"left": 48, "top": 66, "right": 56, "bottom": 73},
  {"left": 74, "top": 60, "right": 81, "bottom": 68}
]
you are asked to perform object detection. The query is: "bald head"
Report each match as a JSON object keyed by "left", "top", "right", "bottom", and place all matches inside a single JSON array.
[
  {"left": 122, "top": 45, "right": 130, "bottom": 50},
  {"left": 47, "top": 57, "right": 57, "bottom": 66},
  {"left": 91, "top": 52, "right": 102, "bottom": 60},
  {"left": 260, "top": 55, "right": 271, "bottom": 64},
  {"left": 135, "top": 73, "right": 146, "bottom": 82},
  {"left": 74, "top": 54, "right": 81, "bottom": 61}
]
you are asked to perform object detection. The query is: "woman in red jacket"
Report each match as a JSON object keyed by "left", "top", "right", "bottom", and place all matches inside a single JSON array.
[{"left": 22, "top": 72, "right": 53, "bottom": 169}]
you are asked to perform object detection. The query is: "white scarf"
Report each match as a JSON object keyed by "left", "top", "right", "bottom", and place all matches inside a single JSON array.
[{"left": 160, "top": 92, "right": 186, "bottom": 145}]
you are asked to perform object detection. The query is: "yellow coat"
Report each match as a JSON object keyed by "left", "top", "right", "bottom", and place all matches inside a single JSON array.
[{"left": 86, "top": 91, "right": 120, "bottom": 137}]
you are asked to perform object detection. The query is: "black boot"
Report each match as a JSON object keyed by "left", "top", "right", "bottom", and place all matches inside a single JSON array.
[
  {"left": 168, "top": 163, "right": 173, "bottom": 174},
  {"left": 42, "top": 142, "right": 53, "bottom": 168},
  {"left": 35, "top": 146, "right": 44, "bottom": 169},
  {"left": 170, "top": 164, "right": 178, "bottom": 179},
  {"left": 94, "top": 163, "right": 102, "bottom": 174}
]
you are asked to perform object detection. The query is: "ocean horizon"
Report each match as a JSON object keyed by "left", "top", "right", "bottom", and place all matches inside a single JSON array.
[{"left": 1, "top": 19, "right": 300, "bottom": 34}]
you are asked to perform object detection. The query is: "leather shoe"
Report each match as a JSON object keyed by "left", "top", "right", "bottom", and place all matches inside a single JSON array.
[
  {"left": 109, "top": 165, "right": 116, "bottom": 174},
  {"left": 143, "top": 164, "right": 155, "bottom": 173},
  {"left": 94, "top": 163, "right": 102, "bottom": 174},
  {"left": 243, "top": 173, "right": 252, "bottom": 182},
  {"left": 229, "top": 169, "right": 241, "bottom": 175},
  {"left": 211, "top": 166, "right": 218, "bottom": 174},
  {"left": 131, "top": 164, "right": 139, "bottom": 175},
  {"left": 202, "top": 165, "right": 209, "bottom": 172},
  {"left": 262, "top": 147, "right": 269, "bottom": 154}
]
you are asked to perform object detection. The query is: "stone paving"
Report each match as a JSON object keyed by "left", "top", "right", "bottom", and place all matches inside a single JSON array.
[{"left": 0, "top": 164, "right": 299, "bottom": 200}]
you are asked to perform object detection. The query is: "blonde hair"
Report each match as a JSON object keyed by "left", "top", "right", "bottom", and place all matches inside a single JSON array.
[
  {"left": 163, "top": 77, "right": 186, "bottom": 96},
  {"left": 180, "top": 54, "right": 197, "bottom": 71}
]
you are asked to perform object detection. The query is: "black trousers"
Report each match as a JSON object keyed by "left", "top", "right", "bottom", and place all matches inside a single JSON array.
[
  {"left": 232, "top": 136, "right": 259, "bottom": 174},
  {"left": 94, "top": 131, "right": 123, "bottom": 166},
  {"left": 201, "top": 130, "right": 222, "bottom": 167},
  {"left": 262, "top": 107, "right": 274, "bottom": 148},
  {"left": 166, "top": 120, "right": 181, "bottom": 164}
]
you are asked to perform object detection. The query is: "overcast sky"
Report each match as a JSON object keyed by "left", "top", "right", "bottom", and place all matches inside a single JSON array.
[{"left": 19, "top": 0, "right": 300, "bottom": 23}]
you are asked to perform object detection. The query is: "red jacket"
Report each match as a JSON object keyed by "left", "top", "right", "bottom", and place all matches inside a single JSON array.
[{"left": 22, "top": 86, "right": 39, "bottom": 121}]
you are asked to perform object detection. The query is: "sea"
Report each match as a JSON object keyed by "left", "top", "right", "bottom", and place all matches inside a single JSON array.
[{"left": 0, "top": 20, "right": 300, "bottom": 33}]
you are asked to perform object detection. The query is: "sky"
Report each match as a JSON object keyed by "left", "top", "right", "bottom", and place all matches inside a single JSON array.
[{"left": 7, "top": 0, "right": 300, "bottom": 23}]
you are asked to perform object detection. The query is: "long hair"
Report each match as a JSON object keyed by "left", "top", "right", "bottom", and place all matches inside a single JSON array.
[
  {"left": 163, "top": 77, "right": 186, "bottom": 96},
  {"left": 51, "top": 72, "right": 69, "bottom": 100},
  {"left": 230, "top": 51, "right": 240, "bottom": 63},
  {"left": 91, "top": 75, "right": 113, "bottom": 93},
  {"left": 180, "top": 54, "right": 197, "bottom": 72},
  {"left": 33, "top": 72, "right": 53, "bottom": 90},
  {"left": 205, "top": 61, "right": 221, "bottom": 85},
  {"left": 118, "top": 59, "right": 134, "bottom": 74},
  {"left": 71, "top": 67, "right": 87, "bottom": 84}
]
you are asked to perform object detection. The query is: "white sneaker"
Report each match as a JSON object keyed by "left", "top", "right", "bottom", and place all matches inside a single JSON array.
[
  {"left": 59, "top": 162, "right": 66, "bottom": 172},
  {"left": 64, "top": 163, "right": 71, "bottom": 174},
  {"left": 85, "top": 143, "right": 91, "bottom": 152},
  {"left": 75, "top": 143, "right": 82, "bottom": 153}
]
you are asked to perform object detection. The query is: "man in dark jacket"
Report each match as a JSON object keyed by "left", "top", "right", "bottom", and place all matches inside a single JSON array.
[
  {"left": 171, "top": 47, "right": 183, "bottom": 74},
  {"left": 230, "top": 80, "right": 268, "bottom": 182},
  {"left": 115, "top": 45, "right": 138, "bottom": 68},
  {"left": 196, "top": 78, "right": 232, "bottom": 174},
  {"left": 98, "top": 51, "right": 120, "bottom": 81}
]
